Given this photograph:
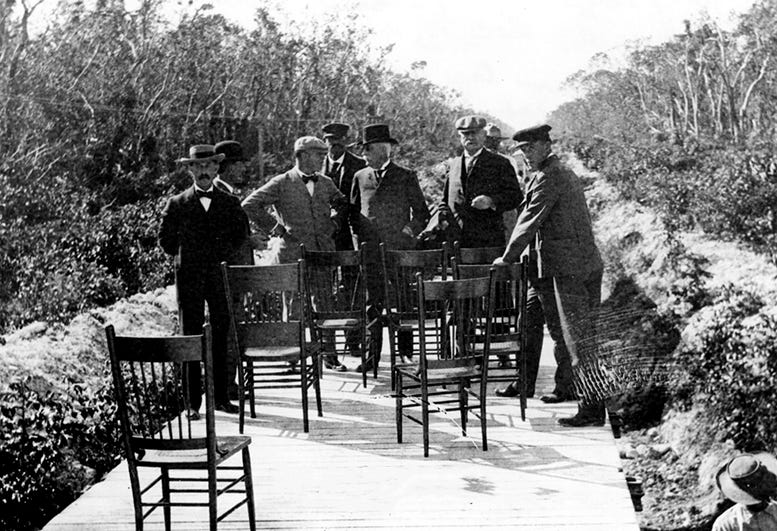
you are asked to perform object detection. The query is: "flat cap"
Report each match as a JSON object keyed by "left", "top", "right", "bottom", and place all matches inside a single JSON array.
[
  {"left": 294, "top": 136, "right": 328, "bottom": 153},
  {"left": 322, "top": 122, "right": 350, "bottom": 139},
  {"left": 512, "top": 124, "right": 552, "bottom": 146},
  {"left": 214, "top": 140, "right": 245, "bottom": 163},
  {"left": 484, "top": 123, "right": 507, "bottom": 139},
  {"left": 455, "top": 115, "right": 487, "bottom": 132}
]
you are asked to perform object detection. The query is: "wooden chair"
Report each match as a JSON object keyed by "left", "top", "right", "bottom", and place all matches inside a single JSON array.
[
  {"left": 106, "top": 324, "right": 255, "bottom": 531},
  {"left": 221, "top": 260, "right": 322, "bottom": 434},
  {"left": 302, "top": 244, "right": 378, "bottom": 387},
  {"left": 380, "top": 244, "right": 449, "bottom": 389},
  {"left": 453, "top": 241, "right": 504, "bottom": 266},
  {"left": 395, "top": 271, "right": 496, "bottom": 457},
  {"left": 456, "top": 259, "right": 530, "bottom": 420}
]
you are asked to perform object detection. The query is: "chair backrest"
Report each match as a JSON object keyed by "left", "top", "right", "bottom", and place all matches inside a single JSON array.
[
  {"left": 415, "top": 271, "right": 495, "bottom": 376},
  {"left": 221, "top": 261, "right": 308, "bottom": 350},
  {"left": 453, "top": 241, "right": 504, "bottom": 265},
  {"left": 381, "top": 245, "right": 448, "bottom": 317},
  {"left": 106, "top": 324, "right": 216, "bottom": 462},
  {"left": 301, "top": 244, "right": 366, "bottom": 317}
]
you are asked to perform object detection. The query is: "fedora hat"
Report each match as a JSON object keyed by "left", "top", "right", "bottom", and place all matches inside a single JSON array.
[
  {"left": 214, "top": 140, "right": 246, "bottom": 163},
  {"left": 177, "top": 144, "right": 225, "bottom": 164},
  {"left": 359, "top": 124, "right": 398, "bottom": 145},
  {"left": 484, "top": 123, "right": 508, "bottom": 140},
  {"left": 716, "top": 452, "right": 777, "bottom": 505}
]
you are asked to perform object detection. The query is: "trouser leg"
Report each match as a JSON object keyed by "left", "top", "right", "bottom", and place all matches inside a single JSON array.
[
  {"left": 523, "top": 286, "right": 545, "bottom": 394},
  {"left": 533, "top": 276, "right": 575, "bottom": 397},
  {"left": 178, "top": 280, "right": 206, "bottom": 412}
]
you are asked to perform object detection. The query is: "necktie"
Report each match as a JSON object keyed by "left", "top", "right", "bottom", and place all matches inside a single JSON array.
[
  {"left": 329, "top": 162, "right": 341, "bottom": 177},
  {"left": 302, "top": 173, "right": 318, "bottom": 184},
  {"left": 375, "top": 169, "right": 385, "bottom": 185},
  {"left": 196, "top": 190, "right": 213, "bottom": 199}
]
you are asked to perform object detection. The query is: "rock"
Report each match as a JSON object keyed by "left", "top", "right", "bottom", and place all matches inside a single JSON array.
[
  {"left": 13, "top": 321, "right": 48, "bottom": 340},
  {"left": 647, "top": 427, "right": 659, "bottom": 439},
  {"left": 636, "top": 444, "right": 651, "bottom": 457},
  {"left": 650, "top": 443, "right": 672, "bottom": 458}
]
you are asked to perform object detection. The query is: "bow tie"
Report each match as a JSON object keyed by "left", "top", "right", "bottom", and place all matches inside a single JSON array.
[
  {"left": 196, "top": 189, "right": 213, "bottom": 199},
  {"left": 301, "top": 173, "right": 318, "bottom": 184}
]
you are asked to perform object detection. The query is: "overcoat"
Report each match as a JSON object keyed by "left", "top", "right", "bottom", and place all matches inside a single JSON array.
[{"left": 324, "top": 151, "right": 367, "bottom": 250}]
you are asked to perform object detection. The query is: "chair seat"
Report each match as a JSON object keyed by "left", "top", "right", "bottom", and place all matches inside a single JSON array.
[
  {"left": 244, "top": 343, "right": 319, "bottom": 361},
  {"left": 137, "top": 435, "right": 252, "bottom": 468},
  {"left": 396, "top": 364, "right": 482, "bottom": 381},
  {"left": 316, "top": 318, "right": 361, "bottom": 329},
  {"left": 398, "top": 318, "right": 438, "bottom": 331},
  {"left": 481, "top": 340, "right": 520, "bottom": 354}
]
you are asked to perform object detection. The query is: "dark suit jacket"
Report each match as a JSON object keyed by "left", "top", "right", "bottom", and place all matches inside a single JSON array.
[
  {"left": 503, "top": 154, "right": 603, "bottom": 278},
  {"left": 214, "top": 177, "right": 254, "bottom": 265},
  {"left": 241, "top": 168, "right": 347, "bottom": 263},
  {"left": 324, "top": 151, "right": 367, "bottom": 251},
  {"left": 442, "top": 148, "right": 522, "bottom": 248},
  {"left": 351, "top": 161, "right": 430, "bottom": 255},
  {"left": 159, "top": 185, "right": 249, "bottom": 286}
]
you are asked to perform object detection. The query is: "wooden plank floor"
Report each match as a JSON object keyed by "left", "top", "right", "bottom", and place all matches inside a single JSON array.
[{"left": 44, "top": 334, "right": 639, "bottom": 530}]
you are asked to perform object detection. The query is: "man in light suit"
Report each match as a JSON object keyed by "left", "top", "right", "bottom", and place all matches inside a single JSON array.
[
  {"left": 494, "top": 124, "right": 608, "bottom": 427},
  {"left": 351, "top": 124, "right": 431, "bottom": 371},
  {"left": 159, "top": 144, "right": 249, "bottom": 418},
  {"left": 241, "top": 136, "right": 350, "bottom": 371},
  {"left": 426, "top": 116, "right": 522, "bottom": 249}
]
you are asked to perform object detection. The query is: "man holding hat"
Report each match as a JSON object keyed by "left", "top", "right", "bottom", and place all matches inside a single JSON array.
[
  {"left": 425, "top": 115, "right": 521, "bottom": 249},
  {"left": 241, "top": 136, "right": 351, "bottom": 371},
  {"left": 321, "top": 123, "right": 367, "bottom": 251},
  {"left": 714, "top": 452, "right": 777, "bottom": 530},
  {"left": 159, "top": 144, "right": 250, "bottom": 418},
  {"left": 351, "top": 123, "right": 430, "bottom": 370},
  {"left": 494, "top": 124, "right": 608, "bottom": 427}
]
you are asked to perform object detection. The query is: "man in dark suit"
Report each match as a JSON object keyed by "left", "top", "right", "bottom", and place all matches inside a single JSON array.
[
  {"left": 321, "top": 123, "right": 367, "bottom": 251},
  {"left": 495, "top": 125, "right": 608, "bottom": 427},
  {"left": 351, "top": 124, "right": 430, "bottom": 371},
  {"left": 424, "top": 116, "right": 521, "bottom": 248},
  {"left": 159, "top": 144, "right": 249, "bottom": 418}
]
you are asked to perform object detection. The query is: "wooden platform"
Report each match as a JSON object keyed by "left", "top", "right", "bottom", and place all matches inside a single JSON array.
[{"left": 44, "top": 334, "right": 639, "bottom": 530}]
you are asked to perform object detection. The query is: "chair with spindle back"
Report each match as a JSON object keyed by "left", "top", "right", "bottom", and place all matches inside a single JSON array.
[
  {"left": 106, "top": 324, "right": 255, "bottom": 531},
  {"left": 221, "top": 260, "right": 322, "bottom": 434},
  {"left": 395, "top": 271, "right": 496, "bottom": 457}
]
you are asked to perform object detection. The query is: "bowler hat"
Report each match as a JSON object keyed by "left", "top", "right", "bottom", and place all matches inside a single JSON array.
[
  {"left": 214, "top": 140, "right": 245, "bottom": 163},
  {"left": 359, "top": 124, "right": 398, "bottom": 145},
  {"left": 512, "top": 124, "right": 552, "bottom": 146},
  {"left": 177, "top": 144, "right": 225, "bottom": 164},
  {"left": 716, "top": 452, "right": 777, "bottom": 505},
  {"left": 455, "top": 115, "right": 487, "bottom": 132},
  {"left": 322, "top": 122, "right": 350, "bottom": 140},
  {"left": 293, "top": 136, "right": 328, "bottom": 153},
  {"left": 485, "top": 123, "right": 508, "bottom": 140}
]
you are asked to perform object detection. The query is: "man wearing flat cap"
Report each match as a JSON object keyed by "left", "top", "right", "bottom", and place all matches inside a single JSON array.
[
  {"left": 425, "top": 115, "right": 522, "bottom": 249},
  {"left": 351, "top": 123, "right": 430, "bottom": 370},
  {"left": 714, "top": 452, "right": 777, "bottom": 530},
  {"left": 495, "top": 124, "right": 608, "bottom": 427},
  {"left": 322, "top": 123, "right": 367, "bottom": 251},
  {"left": 159, "top": 144, "right": 250, "bottom": 418},
  {"left": 241, "top": 136, "right": 351, "bottom": 371}
]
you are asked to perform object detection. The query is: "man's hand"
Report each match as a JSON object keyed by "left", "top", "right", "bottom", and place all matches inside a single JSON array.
[
  {"left": 471, "top": 195, "right": 496, "bottom": 210},
  {"left": 249, "top": 232, "right": 270, "bottom": 250},
  {"left": 401, "top": 224, "right": 414, "bottom": 237},
  {"left": 492, "top": 256, "right": 507, "bottom": 266}
]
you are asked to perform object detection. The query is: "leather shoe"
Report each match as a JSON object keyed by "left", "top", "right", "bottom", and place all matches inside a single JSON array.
[
  {"left": 540, "top": 393, "right": 574, "bottom": 404},
  {"left": 186, "top": 409, "right": 201, "bottom": 421},
  {"left": 355, "top": 361, "right": 374, "bottom": 373},
  {"left": 496, "top": 357, "right": 513, "bottom": 369},
  {"left": 495, "top": 384, "right": 519, "bottom": 398},
  {"left": 216, "top": 402, "right": 239, "bottom": 414},
  {"left": 324, "top": 358, "right": 347, "bottom": 372},
  {"left": 557, "top": 413, "right": 605, "bottom": 427}
]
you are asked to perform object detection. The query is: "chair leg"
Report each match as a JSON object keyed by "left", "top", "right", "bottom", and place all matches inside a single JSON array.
[
  {"left": 480, "top": 377, "right": 488, "bottom": 452},
  {"left": 242, "top": 447, "right": 256, "bottom": 531},
  {"left": 459, "top": 380, "right": 468, "bottom": 437},
  {"left": 395, "top": 370, "right": 403, "bottom": 444},
  {"left": 422, "top": 380, "right": 430, "bottom": 458},
  {"left": 161, "top": 467, "right": 171, "bottom": 531},
  {"left": 208, "top": 464, "right": 218, "bottom": 531},
  {"left": 248, "top": 359, "right": 257, "bottom": 420},
  {"left": 388, "top": 327, "right": 397, "bottom": 390},
  {"left": 301, "top": 356, "right": 310, "bottom": 433},
  {"left": 314, "top": 354, "right": 323, "bottom": 417},
  {"left": 360, "top": 338, "right": 367, "bottom": 388},
  {"left": 128, "top": 465, "right": 144, "bottom": 531},
  {"left": 239, "top": 359, "right": 246, "bottom": 434}
]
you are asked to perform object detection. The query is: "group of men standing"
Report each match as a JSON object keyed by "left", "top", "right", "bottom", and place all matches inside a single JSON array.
[{"left": 159, "top": 115, "right": 607, "bottom": 428}]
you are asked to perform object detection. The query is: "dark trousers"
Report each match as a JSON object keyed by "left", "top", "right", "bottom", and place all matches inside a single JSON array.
[
  {"left": 522, "top": 287, "right": 545, "bottom": 395},
  {"left": 533, "top": 268, "right": 605, "bottom": 412},
  {"left": 178, "top": 266, "right": 231, "bottom": 410}
]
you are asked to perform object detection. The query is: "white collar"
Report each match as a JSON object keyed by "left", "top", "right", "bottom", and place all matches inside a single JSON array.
[
  {"left": 328, "top": 154, "right": 345, "bottom": 165},
  {"left": 464, "top": 148, "right": 483, "bottom": 159},
  {"left": 194, "top": 184, "right": 214, "bottom": 193},
  {"left": 379, "top": 160, "right": 391, "bottom": 171}
]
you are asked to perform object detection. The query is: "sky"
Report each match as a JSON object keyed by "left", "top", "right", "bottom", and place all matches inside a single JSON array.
[{"left": 29, "top": 0, "right": 758, "bottom": 130}]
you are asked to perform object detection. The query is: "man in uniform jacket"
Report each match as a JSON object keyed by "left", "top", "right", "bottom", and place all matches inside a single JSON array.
[
  {"left": 351, "top": 123, "right": 431, "bottom": 370},
  {"left": 426, "top": 115, "right": 521, "bottom": 248},
  {"left": 322, "top": 122, "right": 367, "bottom": 251},
  {"left": 495, "top": 124, "right": 608, "bottom": 427},
  {"left": 159, "top": 144, "right": 249, "bottom": 418}
]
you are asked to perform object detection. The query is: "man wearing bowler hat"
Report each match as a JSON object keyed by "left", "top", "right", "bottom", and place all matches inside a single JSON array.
[
  {"left": 241, "top": 135, "right": 351, "bottom": 371},
  {"left": 159, "top": 144, "right": 249, "bottom": 418},
  {"left": 714, "top": 452, "right": 777, "bottom": 530},
  {"left": 494, "top": 124, "right": 608, "bottom": 427},
  {"left": 351, "top": 123, "right": 430, "bottom": 371},
  {"left": 424, "top": 115, "right": 521, "bottom": 249},
  {"left": 321, "top": 123, "right": 367, "bottom": 251}
]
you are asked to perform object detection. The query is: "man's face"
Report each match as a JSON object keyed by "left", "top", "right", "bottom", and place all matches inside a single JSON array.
[
  {"left": 298, "top": 149, "right": 327, "bottom": 174},
  {"left": 187, "top": 160, "right": 219, "bottom": 189},
  {"left": 483, "top": 136, "right": 501, "bottom": 151},
  {"left": 519, "top": 141, "right": 545, "bottom": 169},
  {"left": 459, "top": 129, "right": 486, "bottom": 154},
  {"left": 222, "top": 161, "right": 247, "bottom": 186},
  {"left": 325, "top": 137, "right": 346, "bottom": 159},
  {"left": 363, "top": 143, "right": 389, "bottom": 169}
]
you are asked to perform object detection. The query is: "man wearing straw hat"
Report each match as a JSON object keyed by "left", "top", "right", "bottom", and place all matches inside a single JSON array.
[
  {"left": 159, "top": 144, "right": 250, "bottom": 418},
  {"left": 714, "top": 452, "right": 777, "bottom": 530}
]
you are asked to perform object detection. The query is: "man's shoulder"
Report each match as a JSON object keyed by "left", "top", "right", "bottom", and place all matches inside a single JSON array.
[
  {"left": 711, "top": 504, "right": 742, "bottom": 531},
  {"left": 166, "top": 186, "right": 193, "bottom": 204},
  {"left": 388, "top": 162, "right": 416, "bottom": 179},
  {"left": 345, "top": 151, "right": 367, "bottom": 169}
]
